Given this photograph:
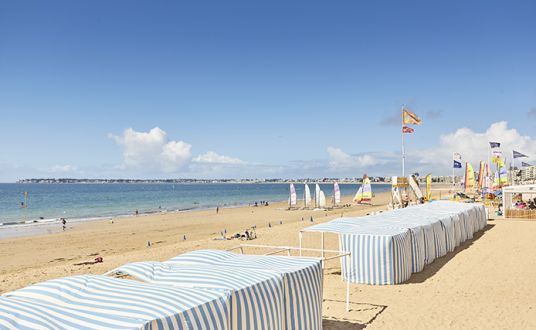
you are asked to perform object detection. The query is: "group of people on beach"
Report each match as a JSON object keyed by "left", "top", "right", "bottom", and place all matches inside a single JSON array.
[
  {"left": 251, "top": 201, "right": 269, "bottom": 207},
  {"left": 513, "top": 197, "right": 536, "bottom": 210},
  {"left": 214, "top": 227, "right": 257, "bottom": 241}
]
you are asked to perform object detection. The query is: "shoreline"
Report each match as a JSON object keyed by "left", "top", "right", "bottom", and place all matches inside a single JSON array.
[
  {"left": 0, "top": 191, "right": 362, "bottom": 240},
  {"left": 0, "top": 192, "right": 393, "bottom": 293}
]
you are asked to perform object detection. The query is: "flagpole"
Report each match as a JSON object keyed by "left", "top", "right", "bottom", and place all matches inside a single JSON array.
[
  {"left": 452, "top": 153, "right": 454, "bottom": 189},
  {"left": 401, "top": 106, "right": 405, "bottom": 177}
]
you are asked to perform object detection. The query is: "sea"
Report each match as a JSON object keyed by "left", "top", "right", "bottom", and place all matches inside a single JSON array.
[{"left": 0, "top": 183, "right": 391, "bottom": 238}]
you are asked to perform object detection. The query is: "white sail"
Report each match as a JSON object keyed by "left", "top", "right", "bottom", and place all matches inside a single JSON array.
[
  {"left": 304, "top": 184, "right": 312, "bottom": 208},
  {"left": 319, "top": 190, "right": 326, "bottom": 208},
  {"left": 289, "top": 184, "right": 297, "bottom": 207},
  {"left": 333, "top": 182, "right": 341, "bottom": 205},
  {"left": 315, "top": 184, "right": 321, "bottom": 207},
  {"left": 408, "top": 176, "right": 423, "bottom": 199}
]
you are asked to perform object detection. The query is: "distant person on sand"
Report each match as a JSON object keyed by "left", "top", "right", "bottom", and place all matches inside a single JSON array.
[
  {"left": 135, "top": 209, "right": 139, "bottom": 215},
  {"left": 61, "top": 218, "right": 67, "bottom": 231},
  {"left": 216, "top": 207, "right": 219, "bottom": 214}
]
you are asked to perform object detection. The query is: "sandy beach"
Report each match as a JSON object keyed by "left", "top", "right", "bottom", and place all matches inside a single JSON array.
[{"left": 1, "top": 191, "right": 535, "bottom": 329}]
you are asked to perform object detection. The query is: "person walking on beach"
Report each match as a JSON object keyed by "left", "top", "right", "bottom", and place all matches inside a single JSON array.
[
  {"left": 61, "top": 218, "right": 67, "bottom": 231},
  {"left": 216, "top": 207, "right": 219, "bottom": 214}
]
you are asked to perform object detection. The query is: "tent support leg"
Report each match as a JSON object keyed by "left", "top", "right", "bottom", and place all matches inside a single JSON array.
[
  {"left": 321, "top": 232, "right": 325, "bottom": 260},
  {"left": 346, "top": 252, "right": 351, "bottom": 312}
]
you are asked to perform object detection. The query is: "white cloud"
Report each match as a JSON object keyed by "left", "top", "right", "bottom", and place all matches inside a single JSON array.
[
  {"left": 109, "top": 127, "right": 192, "bottom": 173},
  {"left": 415, "top": 121, "right": 536, "bottom": 173},
  {"left": 327, "top": 147, "right": 379, "bottom": 170},
  {"left": 47, "top": 165, "right": 80, "bottom": 173},
  {"left": 192, "top": 151, "right": 244, "bottom": 165}
]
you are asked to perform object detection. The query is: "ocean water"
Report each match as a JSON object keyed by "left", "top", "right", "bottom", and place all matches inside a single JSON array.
[{"left": 0, "top": 183, "right": 390, "bottom": 226}]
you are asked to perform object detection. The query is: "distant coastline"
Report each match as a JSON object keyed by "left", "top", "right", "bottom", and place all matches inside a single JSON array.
[{"left": 15, "top": 176, "right": 458, "bottom": 184}]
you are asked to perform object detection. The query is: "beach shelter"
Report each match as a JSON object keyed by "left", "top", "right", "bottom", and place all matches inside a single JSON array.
[
  {"left": 166, "top": 250, "right": 323, "bottom": 330},
  {"left": 301, "top": 201, "right": 487, "bottom": 285},
  {"left": 0, "top": 296, "right": 155, "bottom": 330},
  {"left": 108, "top": 262, "right": 285, "bottom": 330},
  {"left": 302, "top": 222, "right": 413, "bottom": 285},
  {"left": 3, "top": 275, "right": 231, "bottom": 330},
  {"left": 334, "top": 216, "right": 428, "bottom": 272}
]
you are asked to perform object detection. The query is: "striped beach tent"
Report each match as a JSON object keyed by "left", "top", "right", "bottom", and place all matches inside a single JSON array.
[
  {"left": 0, "top": 296, "right": 149, "bottom": 330},
  {"left": 332, "top": 217, "right": 426, "bottom": 273},
  {"left": 302, "top": 201, "right": 487, "bottom": 285},
  {"left": 109, "top": 262, "right": 285, "bottom": 330},
  {"left": 303, "top": 222, "right": 413, "bottom": 285},
  {"left": 3, "top": 275, "right": 231, "bottom": 330},
  {"left": 167, "top": 250, "right": 323, "bottom": 330}
]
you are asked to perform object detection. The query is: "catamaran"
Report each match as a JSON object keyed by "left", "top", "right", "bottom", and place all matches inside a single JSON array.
[
  {"left": 319, "top": 190, "right": 326, "bottom": 208},
  {"left": 333, "top": 182, "right": 341, "bottom": 206},
  {"left": 354, "top": 175, "right": 372, "bottom": 204},
  {"left": 304, "top": 183, "right": 312, "bottom": 208},
  {"left": 289, "top": 183, "right": 297, "bottom": 208},
  {"left": 464, "top": 162, "right": 475, "bottom": 193}
]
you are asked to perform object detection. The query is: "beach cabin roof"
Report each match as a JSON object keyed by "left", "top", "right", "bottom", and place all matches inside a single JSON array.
[
  {"left": 166, "top": 250, "right": 323, "bottom": 330},
  {"left": 109, "top": 261, "right": 285, "bottom": 330},
  {"left": 3, "top": 275, "right": 231, "bottom": 330},
  {"left": 502, "top": 184, "right": 536, "bottom": 193}
]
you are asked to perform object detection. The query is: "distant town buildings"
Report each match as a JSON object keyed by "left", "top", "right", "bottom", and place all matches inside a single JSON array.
[{"left": 16, "top": 175, "right": 458, "bottom": 184}]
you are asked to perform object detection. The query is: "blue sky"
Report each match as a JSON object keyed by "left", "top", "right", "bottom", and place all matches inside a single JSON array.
[{"left": 1, "top": 1, "right": 535, "bottom": 181}]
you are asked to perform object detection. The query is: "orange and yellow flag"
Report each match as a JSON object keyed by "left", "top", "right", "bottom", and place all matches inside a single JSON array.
[{"left": 402, "top": 109, "right": 422, "bottom": 125}]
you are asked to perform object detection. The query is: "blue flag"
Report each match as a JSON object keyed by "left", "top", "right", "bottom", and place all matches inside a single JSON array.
[
  {"left": 453, "top": 152, "right": 462, "bottom": 168},
  {"left": 513, "top": 150, "right": 528, "bottom": 158},
  {"left": 489, "top": 142, "right": 500, "bottom": 148}
]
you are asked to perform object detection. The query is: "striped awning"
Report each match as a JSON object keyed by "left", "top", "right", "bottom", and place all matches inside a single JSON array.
[
  {"left": 109, "top": 262, "right": 285, "bottom": 330},
  {"left": 3, "top": 275, "right": 231, "bottom": 330},
  {"left": 166, "top": 250, "right": 323, "bottom": 330}
]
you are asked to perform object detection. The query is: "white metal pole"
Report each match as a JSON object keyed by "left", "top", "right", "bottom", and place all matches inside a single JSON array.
[
  {"left": 402, "top": 127, "right": 405, "bottom": 177},
  {"left": 321, "top": 232, "right": 325, "bottom": 260},
  {"left": 345, "top": 253, "right": 351, "bottom": 312},
  {"left": 452, "top": 152, "right": 455, "bottom": 190}
]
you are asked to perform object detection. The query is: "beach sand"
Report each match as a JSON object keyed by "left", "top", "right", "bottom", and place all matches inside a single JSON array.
[{"left": 1, "top": 190, "right": 535, "bottom": 329}]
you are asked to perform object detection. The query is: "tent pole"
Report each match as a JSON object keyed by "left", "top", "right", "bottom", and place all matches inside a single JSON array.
[
  {"left": 321, "top": 232, "right": 325, "bottom": 260},
  {"left": 346, "top": 252, "right": 351, "bottom": 312}
]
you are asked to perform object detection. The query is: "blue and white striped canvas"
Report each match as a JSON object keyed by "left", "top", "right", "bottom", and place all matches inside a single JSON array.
[
  {"left": 304, "top": 201, "right": 487, "bottom": 285},
  {"left": 0, "top": 296, "right": 148, "bottom": 330},
  {"left": 3, "top": 275, "right": 231, "bottom": 330},
  {"left": 167, "top": 250, "right": 323, "bottom": 330},
  {"left": 304, "top": 221, "right": 413, "bottom": 284},
  {"left": 109, "top": 262, "right": 285, "bottom": 330}
]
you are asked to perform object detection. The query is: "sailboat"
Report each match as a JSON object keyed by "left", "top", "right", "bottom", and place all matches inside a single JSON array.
[
  {"left": 304, "top": 183, "right": 312, "bottom": 208},
  {"left": 315, "top": 184, "right": 321, "bottom": 208},
  {"left": 319, "top": 190, "right": 326, "bottom": 208},
  {"left": 289, "top": 183, "right": 297, "bottom": 208},
  {"left": 464, "top": 162, "right": 475, "bottom": 193},
  {"left": 354, "top": 175, "right": 372, "bottom": 204},
  {"left": 477, "top": 161, "right": 491, "bottom": 195},
  {"left": 333, "top": 182, "right": 341, "bottom": 206}
]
